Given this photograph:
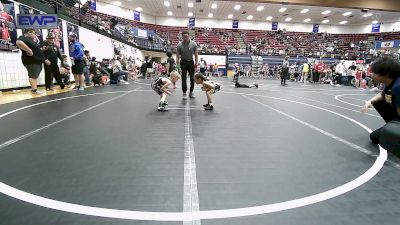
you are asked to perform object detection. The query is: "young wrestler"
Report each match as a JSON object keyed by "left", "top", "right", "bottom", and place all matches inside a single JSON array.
[
  {"left": 151, "top": 71, "right": 181, "bottom": 111},
  {"left": 233, "top": 73, "right": 258, "bottom": 88},
  {"left": 194, "top": 73, "right": 221, "bottom": 110}
]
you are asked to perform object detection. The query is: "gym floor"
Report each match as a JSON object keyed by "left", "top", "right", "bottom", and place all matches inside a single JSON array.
[{"left": 1, "top": 78, "right": 399, "bottom": 225}]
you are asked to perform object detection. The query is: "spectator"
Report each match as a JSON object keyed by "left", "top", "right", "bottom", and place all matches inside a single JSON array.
[
  {"left": 362, "top": 57, "right": 400, "bottom": 146},
  {"left": 16, "top": 29, "right": 51, "bottom": 94},
  {"left": 69, "top": 34, "right": 85, "bottom": 91},
  {"left": 112, "top": 56, "right": 130, "bottom": 85},
  {"left": 41, "top": 35, "right": 65, "bottom": 90}
]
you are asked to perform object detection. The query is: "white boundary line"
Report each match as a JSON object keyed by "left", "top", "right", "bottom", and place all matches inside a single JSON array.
[
  {"left": 0, "top": 91, "right": 134, "bottom": 150},
  {"left": 291, "top": 96, "right": 381, "bottom": 118},
  {"left": 241, "top": 95, "right": 377, "bottom": 156},
  {"left": 335, "top": 94, "right": 367, "bottom": 108},
  {"left": 0, "top": 90, "right": 387, "bottom": 221},
  {"left": 183, "top": 101, "right": 201, "bottom": 225}
]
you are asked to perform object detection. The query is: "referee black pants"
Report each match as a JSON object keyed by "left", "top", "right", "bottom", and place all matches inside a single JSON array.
[
  {"left": 180, "top": 60, "right": 195, "bottom": 94},
  {"left": 44, "top": 63, "right": 64, "bottom": 89}
]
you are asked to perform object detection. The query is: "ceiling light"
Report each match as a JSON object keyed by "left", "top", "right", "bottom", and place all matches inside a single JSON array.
[
  {"left": 257, "top": 6, "right": 264, "bottom": 11},
  {"left": 321, "top": 10, "right": 331, "bottom": 15},
  {"left": 208, "top": 13, "right": 213, "bottom": 18},
  {"left": 304, "top": 18, "right": 311, "bottom": 22},
  {"left": 113, "top": 1, "right": 121, "bottom": 6},
  {"left": 339, "top": 21, "right": 348, "bottom": 24},
  {"left": 372, "top": 20, "right": 379, "bottom": 24},
  {"left": 285, "top": 17, "right": 292, "bottom": 22},
  {"left": 135, "top": 7, "right": 142, "bottom": 12},
  {"left": 247, "top": 15, "right": 253, "bottom": 20},
  {"left": 342, "top": 12, "right": 352, "bottom": 16},
  {"left": 234, "top": 5, "right": 241, "bottom": 10},
  {"left": 301, "top": 9, "right": 309, "bottom": 13},
  {"left": 322, "top": 19, "right": 329, "bottom": 23},
  {"left": 211, "top": 3, "right": 217, "bottom": 9},
  {"left": 188, "top": 12, "right": 193, "bottom": 17},
  {"left": 167, "top": 11, "right": 173, "bottom": 16},
  {"left": 266, "top": 16, "right": 273, "bottom": 20},
  {"left": 363, "top": 13, "right": 373, "bottom": 17},
  {"left": 163, "top": 1, "right": 170, "bottom": 7},
  {"left": 228, "top": 14, "right": 233, "bottom": 19},
  {"left": 279, "top": 7, "right": 287, "bottom": 13},
  {"left": 188, "top": 2, "right": 194, "bottom": 8}
]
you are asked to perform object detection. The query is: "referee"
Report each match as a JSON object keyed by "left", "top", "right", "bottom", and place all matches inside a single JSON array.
[
  {"left": 176, "top": 30, "right": 198, "bottom": 99},
  {"left": 41, "top": 35, "right": 64, "bottom": 90}
]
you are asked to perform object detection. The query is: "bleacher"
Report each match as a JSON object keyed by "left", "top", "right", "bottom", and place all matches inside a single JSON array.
[{"left": 28, "top": 0, "right": 400, "bottom": 58}]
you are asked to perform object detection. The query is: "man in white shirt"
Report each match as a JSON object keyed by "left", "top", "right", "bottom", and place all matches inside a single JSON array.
[
  {"left": 112, "top": 56, "right": 130, "bottom": 85},
  {"left": 334, "top": 61, "right": 346, "bottom": 86}
]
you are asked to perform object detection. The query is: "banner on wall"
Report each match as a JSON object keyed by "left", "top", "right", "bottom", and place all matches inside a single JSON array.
[
  {"left": 137, "top": 29, "right": 147, "bottom": 38},
  {"left": 356, "top": 60, "right": 365, "bottom": 64},
  {"left": 372, "top": 23, "right": 380, "bottom": 32},
  {"left": 133, "top": 11, "right": 140, "bottom": 21},
  {"left": 17, "top": 14, "right": 58, "bottom": 29},
  {"left": 313, "top": 24, "right": 319, "bottom": 33},
  {"left": 19, "top": 5, "right": 44, "bottom": 42},
  {"left": 232, "top": 20, "right": 239, "bottom": 29},
  {"left": 47, "top": 19, "right": 64, "bottom": 52},
  {"left": 0, "top": 0, "right": 18, "bottom": 52},
  {"left": 66, "top": 22, "right": 79, "bottom": 42},
  {"left": 381, "top": 41, "right": 394, "bottom": 48},
  {"left": 90, "top": 0, "right": 96, "bottom": 11},
  {"left": 272, "top": 22, "right": 278, "bottom": 31},
  {"left": 188, "top": 17, "right": 195, "bottom": 28}
]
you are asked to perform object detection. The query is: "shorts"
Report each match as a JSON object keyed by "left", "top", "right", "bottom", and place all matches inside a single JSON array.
[
  {"left": 151, "top": 81, "right": 163, "bottom": 95},
  {"left": 24, "top": 63, "right": 42, "bottom": 79},
  {"left": 72, "top": 59, "right": 84, "bottom": 74}
]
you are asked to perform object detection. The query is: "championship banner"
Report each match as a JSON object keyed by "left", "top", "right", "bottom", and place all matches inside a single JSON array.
[
  {"left": 313, "top": 24, "right": 319, "bottom": 33},
  {"left": 232, "top": 20, "right": 239, "bottom": 29},
  {"left": 272, "top": 22, "right": 278, "bottom": 31},
  {"left": 0, "top": 0, "right": 18, "bottom": 52},
  {"left": 90, "top": 0, "right": 96, "bottom": 11},
  {"left": 133, "top": 11, "right": 140, "bottom": 21},
  {"left": 372, "top": 23, "right": 380, "bottom": 32},
  {"left": 188, "top": 17, "right": 195, "bottom": 28}
]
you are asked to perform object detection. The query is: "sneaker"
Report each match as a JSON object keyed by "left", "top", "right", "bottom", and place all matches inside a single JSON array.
[
  {"left": 189, "top": 92, "right": 195, "bottom": 98},
  {"left": 204, "top": 105, "right": 214, "bottom": 111},
  {"left": 31, "top": 89, "right": 44, "bottom": 95},
  {"left": 183, "top": 93, "right": 188, "bottom": 100},
  {"left": 72, "top": 85, "right": 80, "bottom": 90},
  {"left": 214, "top": 84, "right": 221, "bottom": 92},
  {"left": 78, "top": 87, "right": 84, "bottom": 91},
  {"left": 163, "top": 101, "right": 169, "bottom": 106},
  {"left": 203, "top": 103, "right": 209, "bottom": 107},
  {"left": 158, "top": 106, "right": 168, "bottom": 111},
  {"left": 254, "top": 83, "right": 259, "bottom": 88}
]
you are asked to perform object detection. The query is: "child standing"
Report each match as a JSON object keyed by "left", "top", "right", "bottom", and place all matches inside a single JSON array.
[
  {"left": 151, "top": 71, "right": 181, "bottom": 111},
  {"left": 59, "top": 55, "right": 71, "bottom": 86},
  {"left": 194, "top": 73, "right": 221, "bottom": 111}
]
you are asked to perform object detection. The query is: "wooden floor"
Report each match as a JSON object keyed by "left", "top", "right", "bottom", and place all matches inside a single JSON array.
[{"left": 0, "top": 86, "right": 76, "bottom": 105}]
